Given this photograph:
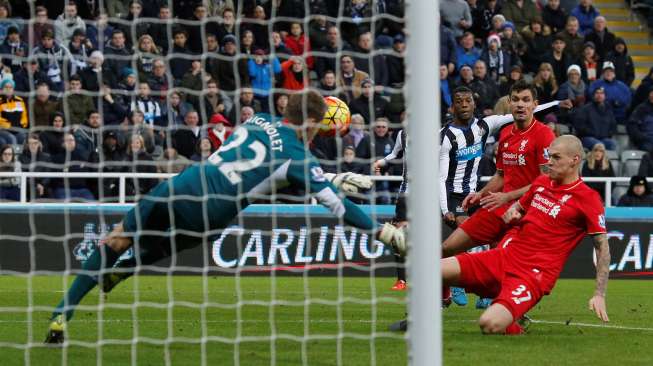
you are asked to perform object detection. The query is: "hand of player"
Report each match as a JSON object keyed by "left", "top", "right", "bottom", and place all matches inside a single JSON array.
[
  {"left": 378, "top": 223, "right": 407, "bottom": 256},
  {"left": 559, "top": 99, "right": 573, "bottom": 109},
  {"left": 324, "top": 173, "right": 373, "bottom": 193},
  {"left": 480, "top": 192, "right": 510, "bottom": 211},
  {"left": 589, "top": 295, "right": 609, "bottom": 322},
  {"left": 443, "top": 212, "right": 456, "bottom": 226},
  {"left": 462, "top": 192, "right": 481, "bottom": 211},
  {"left": 502, "top": 206, "right": 522, "bottom": 224}
]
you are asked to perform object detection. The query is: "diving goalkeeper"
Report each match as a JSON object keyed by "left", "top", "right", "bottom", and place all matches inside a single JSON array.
[{"left": 45, "top": 90, "right": 404, "bottom": 344}]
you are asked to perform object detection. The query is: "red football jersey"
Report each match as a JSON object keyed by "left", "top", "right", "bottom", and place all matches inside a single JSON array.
[
  {"left": 504, "top": 175, "right": 607, "bottom": 293},
  {"left": 494, "top": 120, "right": 555, "bottom": 215}
]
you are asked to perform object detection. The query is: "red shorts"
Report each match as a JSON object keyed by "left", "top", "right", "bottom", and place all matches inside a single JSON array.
[
  {"left": 458, "top": 207, "right": 510, "bottom": 246},
  {"left": 456, "top": 249, "right": 543, "bottom": 320}
]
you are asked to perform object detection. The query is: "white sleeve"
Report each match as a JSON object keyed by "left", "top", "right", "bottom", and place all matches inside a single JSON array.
[
  {"left": 483, "top": 100, "right": 561, "bottom": 134},
  {"left": 380, "top": 131, "right": 403, "bottom": 166},
  {"left": 439, "top": 135, "right": 452, "bottom": 214}
]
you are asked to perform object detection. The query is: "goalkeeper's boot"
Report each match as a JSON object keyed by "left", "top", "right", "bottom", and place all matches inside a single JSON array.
[
  {"left": 101, "top": 271, "right": 131, "bottom": 294},
  {"left": 451, "top": 287, "right": 468, "bottom": 306},
  {"left": 388, "top": 319, "right": 407, "bottom": 332},
  {"left": 390, "top": 279, "right": 407, "bottom": 291},
  {"left": 475, "top": 297, "right": 492, "bottom": 309},
  {"left": 44, "top": 314, "right": 65, "bottom": 345}
]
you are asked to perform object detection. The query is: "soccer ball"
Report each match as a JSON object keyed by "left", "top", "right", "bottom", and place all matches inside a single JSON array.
[{"left": 318, "top": 96, "right": 351, "bottom": 137}]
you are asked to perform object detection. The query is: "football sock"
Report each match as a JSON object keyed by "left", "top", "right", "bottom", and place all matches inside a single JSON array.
[
  {"left": 443, "top": 286, "right": 451, "bottom": 300},
  {"left": 51, "top": 245, "right": 121, "bottom": 321},
  {"left": 394, "top": 254, "right": 406, "bottom": 281},
  {"left": 504, "top": 322, "right": 524, "bottom": 335}
]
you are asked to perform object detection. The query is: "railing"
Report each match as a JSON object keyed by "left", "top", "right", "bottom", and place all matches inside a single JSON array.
[{"left": 0, "top": 172, "right": 632, "bottom": 207}]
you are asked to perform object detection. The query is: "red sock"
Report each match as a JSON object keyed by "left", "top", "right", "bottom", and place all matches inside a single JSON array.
[
  {"left": 504, "top": 322, "right": 524, "bottom": 335},
  {"left": 443, "top": 286, "right": 451, "bottom": 300}
]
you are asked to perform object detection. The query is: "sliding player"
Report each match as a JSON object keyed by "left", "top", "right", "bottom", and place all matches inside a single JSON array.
[{"left": 45, "top": 90, "right": 404, "bottom": 344}]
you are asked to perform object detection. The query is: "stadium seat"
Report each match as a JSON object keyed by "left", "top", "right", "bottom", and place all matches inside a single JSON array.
[
  {"left": 612, "top": 186, "right": 628, "bottom": 206},
  {"left": 623, "top": 160, "right": 642, "bottom": 177},
  {"left": 620, "top": 150, "right": 647, "bottom": 162},
  {"left": 617, "top": 124, "right": 627, "bottom": 134},
  {"left": 606, "top": 150, "right": 619, "bottom": 161},
  {"left": 610, "top": 160, "right": 621, "bottom": 176},
  {"left": 614, "top": 134, "right": 631, "bottom": 154}
]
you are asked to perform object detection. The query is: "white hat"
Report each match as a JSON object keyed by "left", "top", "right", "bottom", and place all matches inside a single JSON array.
[
  {"left": 567, "top": 64, "right": 581, "bottom": 75},
  {"left": 487, "top": 34, "right": 501, "bottom": 48},
  {"left": 602, "top": 61, "right": 615, "bottom": 71}
]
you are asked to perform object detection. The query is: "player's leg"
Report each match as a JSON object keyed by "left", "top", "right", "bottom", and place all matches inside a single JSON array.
[
  {"left": 479, "top": 275, "right": 542, "bottom": 335},
  {"left": 478, "top": 303, "right": 514, "bottom": 334},
  {"left": 390, "top": 195, "right": 408, "bottom": 290}
]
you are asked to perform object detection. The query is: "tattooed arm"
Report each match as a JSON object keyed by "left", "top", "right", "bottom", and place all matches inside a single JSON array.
[{"left": 589, "top": 233, "right": 610, "bottom": 322}]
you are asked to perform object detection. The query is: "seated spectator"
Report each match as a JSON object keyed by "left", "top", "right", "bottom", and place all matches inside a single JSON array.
[
  {"left": 605, "top": 38, "right": 635, "bottom": 88},
  {"left": 180, "top": 60, "right": 205, "bottom": 109},
  {"left": 79, "top": 51, "right": 116, "bottom": 95},
  {"left": 455, "top": 32, "right": 482, "bottom": 71},
  {"left": 54, "top": 3, "right": 86, "bottom": 45},
  {"left": 120, "top": 110, "right": 156, "bottom": 154},
  {"left": 557, "top": 65, "right": 587, "bottom": 108},
  {"left": 533, "top": 63, "right": 558, "bottom": 104},
  {"left": 271, "top": 31, "right": 293, "bottom": 64},
  {"left": 135, "top": 34, "right": 161, "bottom": 81},
  {"left": 284, "top": 22, "right": 313, "bottom": 69},
  {"left": 588, "top": 61, "right": 632, "bottom": 121},
  {"left": 627, "top": 88, "right": 653, "bottom": 153},
  {"left": 145, "top": 5, "right": 172, "bottom": 54},
  {"left": 125, "top": 134, "right": 157, "bottom": 198},
  {"left": 31, "top": 29, "right": 78, "bottom": 93},
  {"left": 557, "top": 16, "right": 584, "bottom": 61},
  {"left": 387, "top": 34, "right": 406, "bottom": 88},
  {"left": 240, "top": 30, "right": 256, "bottom": 57},
  {"left": 22, "top": 6, "right": 53, "bottom": 49},
  {"left": 584, "top": 16, "right": 615, "bottom": 60},
  {"left": 481, "top": 34, "right": 512, "bottom": 83},
  {"left": 315, "top": 26, "right": 348, "bottom": 79},
  {"left": 499, "top": 65, "right": 523, "bottom": 96},
  {"left": 520, "top": 17, "right": 552, "bottom": 73},
  {"left": 343, "top": 114, "right": 369, "bottom": 149},
  {"left": 173, "top": 111, "right": 203, "bottom": 159},
  {"left": 468, "top": 0, "right": 493, "bottom": 41},
  {"left": 502, "top": 0, "right": 538, "bottom": 30},
  {"left": 307, "top": 14, "right": 329, "bottom": 51},
  {"left": 191, "top": 137, "right": 214, "bottom": 162},
  {"left": 499, "top": 22, "right": 525, "bottom": 65},
  {"left": 545, "top": 36, "right": 573, "bottom": 84},
  {"left": 39, "top": 112, "right": 66, "bottom": 157},
  {"left": 207, "top": 113, "right": 233, "bottom": 150},
  {"left": 582, "top": 143, "right": 615, "bottom": 202},
  {"left": 571, "top": 0, "right": 600, "bottom": 36},
  {"left": 238, "top": 106, "right": 255, "bottom": 124},
  {"left": 573, "top": 86, "right": 617, "bottom": 150},
  {"left": 14, "top": 59, "right": 52, "bottom": 95},
  {"left": 85, "top": 12, "right": 114, "bottom": 52},
  {"left": 490, "top": 14, "right": 506, "bottom": 36},
  {"left": 248, "top": 50, "right": 282, "bottom": 107},
  {"left": 214, "top": 7, "right": 236, "bottom": 50},
  {"left": 98, "top": 84, "right": 129, "bottom": 126},
  {"left": 231, "top": 87, "right": 262, "bottom": 122},
  {"left": 200, "top": 79, "right": 233, "bottom": 125},
  {"left": 98, "top": 130, "right": 126, "bottom": 201},
  {"left": 0, "top": 78, "right": 27, "bottom": 145},
  {"left": 352, "top": 31, "right": 388, "bottom": 88},
  {"left": 639, "top": 153, "right": 653, "bottom": 177},
  {"left": 470, "top": 60, "right": 500, "bottom": 116},
  {"left": 337, "top": 55, "right": 369, "bottom": 103},
  {"left": 64, "top": 75, "right": 95, "bottom": 126},
  {"left": 356, "top": 117, "right": 395, "bottom": 204},
  {"left": 0, "top": 144, "right": 20, "bottom": 201},
  {"left": 146, "top": 59, "right": 169, "bottom": 103},
  {"left": 440, "top": 0, "right": 472, "bottom": 38},
  {"left": 350, "top": 79, "right": 389, "bottom": 126},
  {"left": 50, "top": 132, "right": 95, "bottom": 201},
  {"left": 184, "top": 3, "right": 218, "bottom": 54},
  {"left": 67, "top": 28, "right": 92, "bottom": 71},
  {"left": 632, "top": 67, "right": 653, "bottom": 111},
  {"left": 0, "top": 26, "right": 27, "bottom": 74},
  {"left": 456, "top": 64, "right": 475, "bottom": 89},
  {"left": 579, "top": 42, "right": 600, "bottom": 84},
  {"left": 73, "top": 111, "right": 103, "bottom": 162},
  {"left": 165, "top": 90, "right": 193, "bottom": 127},
  {"left": 280, "top": 56, "right": 309, "bottom": 92},
  {"left": 542, "top": 0, "right": 567, "bottom": 34},
  {"left": 31, "top": 82, "right": 61, "bottom": 128},
  {"left": 19, "top": 134, "right": 51, "bottom": 200},
  {"left": 157, "top": 147, "right": 191, "bottom": 174},
  {"left": 169, "top": 28, "right": 194, "bottom": 84},
  {"left": 273, "top": 93, "right": 288, "bottom": 117},
  {"left": 103, "top": 30, "right": 133, "bottom": 89},
  {"left": 318, "top": 70, "right": 340, "bottom": 97},
  {"left": 212, "top": 35, "right": 249, "bottom": 93},
  {"left": 618, "top": 176, "right": 653, "bottom": 207}
]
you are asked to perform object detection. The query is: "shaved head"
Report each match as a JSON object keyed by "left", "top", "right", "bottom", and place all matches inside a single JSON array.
[
  {"left": 548, "top": 135, "right": 584, "bottom": 183},
  {"left": 551, "top": 135, "right": 584, "bottom": 160}
]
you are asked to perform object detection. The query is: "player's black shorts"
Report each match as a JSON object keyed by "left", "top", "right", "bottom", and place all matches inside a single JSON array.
[
  {"left": 447, "top": 192, "right": 476, "bottom": 217},
  {"left": 393, "top": 194, "right": 407, "bottom": 222}
]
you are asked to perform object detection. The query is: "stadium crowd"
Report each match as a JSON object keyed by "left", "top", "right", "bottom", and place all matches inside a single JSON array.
[{"left": 0, "top": 0, "right": 651, "bottom": 206}]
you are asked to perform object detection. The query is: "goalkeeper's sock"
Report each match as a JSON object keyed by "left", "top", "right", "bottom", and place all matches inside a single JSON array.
[{"left": 51, "top": 245, "right": 121, "bottom": 321}]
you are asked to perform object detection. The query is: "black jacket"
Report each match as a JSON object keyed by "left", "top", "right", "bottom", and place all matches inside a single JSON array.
[
  {"left": 584, "top": 30, "right": 617, "bottom": 60},
  {"left": 573, "top": 101, "right": 617, "bottom": 139},
  {"left": 349, "top": 94, "right": 389, "bottom": 125},
  {"left": 605, "top": 39, "right": 635, "bottom": 87}
]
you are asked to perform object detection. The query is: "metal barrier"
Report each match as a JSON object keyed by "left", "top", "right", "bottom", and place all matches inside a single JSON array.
[{"left": 0, "top": 172, "right": 633, "bottom": 206}]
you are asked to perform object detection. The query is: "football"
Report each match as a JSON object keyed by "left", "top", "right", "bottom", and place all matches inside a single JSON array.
[{"left": 318, "top": 96, "right": 351, "bottom": 136}]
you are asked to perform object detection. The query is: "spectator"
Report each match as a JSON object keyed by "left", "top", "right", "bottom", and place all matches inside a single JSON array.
[
  {"left": 273, "top": 93, "right": 288, "bottom": 117},
  {"left": 440, "top": 0, "right": 472, "bottom": 38},
  {"left": 471, "top": 60, "right": 500, "bottom": 115},
  {"left": 284, "top": 22, "right": 313, "bottom": 69},
  {"left": 318, "top": 70, "right": 340, "bottom": 97},
  {"left": 307, "top": 13, "right": 330, "bottom": 51},
  {"left": 146, "top": 59, "right": 169, "bottom": 103},
  {"left": 627, "top": 88, "right": 653, "bottom": 153},
  {"left": 557, "top": 16, "right": 584, "bottom": 62},
  {"left": 441, "top": 65, "right": 454, "bottom": 113},
  {"left": 120, "top": 110, "right": 155, "bottom": 154},
  {"left": 455, "top": 32, "right": 482, "bottom": 71},
  {"left": 78, "top": 51, "right": 115, "bottom": 95},
  {"left": 350, "top": 79, "right": 389, "bottom": 126},
  {"left": 215, "top": 8, "right": 236, "bottom": 47},
  {"left": 352, "top": 31, "right": 388, "bottom": 88},
  {"left": 468, "top": 0, "right": 493, "bottom": 41},
  {"left": 50, "top": 132, "right": 95, "bottom": 201},
  {"left": 173, "top": 111, "right": 203, "bottom": 159},
  {"left": 165, "top": 90, "right": 193, "bottom": 127},
  {"left": 19, "top": 133, "right": 51, "bottom": 200},
  {"left": 490, "top": 14, "right": 506, "bottom": 36},
  {"left": 638, "top": 153, "right": 653, "bottom": 177},
  {"left": 39, "top": 112, "right": 66, "bottom": 157},
  {"left": 573, "top": 86, "right": 617, "bottom": 150},
  {"left": 341, "top": 0, "right": 372, "bottom": 43},
  {"left": 86, "top": 12, "right": 114, "bottom": 52},
  {"left": 440, "top": 24, "right": 457, "bottom": 74},
  {"left": 98, "top": 130, "right": 126, "bottom": 201},
  {"left": 582, "top": 143, "right": 615, "bottom": 202},
  {"left": 185, "top": 3, "right": 219, "bottom": 54},
  {"left": 0, "top": 26, "right": 27, "bottom": 74},
  {"left": 236, "top": 106, "right": 253, "bottom": 124},
  {"left": 146, "top": 5, "right": 173, "bottom": 54},
  {"left": 571, "top": 0, "right": 600, "bottom": 36},
  {"left": 240, "top": 30, "right": 256, "bottom": 56},
  {"left": 502, "top": 0, "right": 538, "bottom": 30},
  {"left": 54, "top": 3, "right": 86, "bottom": 45},
  {"left": 533, "top": 63, "right": 558, "bottom": 104},
  {"left": 135, "top": 34, "right": 160, "bottom": 81},
  {"left": 125, "top": 134, "right": 157, "bottom": 198},
  {"left": 584, "top": 16, "right": 615, "bottom": 61},
  {"left": 180, "top": 60, "right": 205, "bottom": 109},
  {"left": 116, "top": 0, "right": 151, "bottom": 49},
  {"left": 213, "top": 34, "right": 249, "bottom": 93},
  {"left": 200, "top": 79, "right": 233, "bottom": 125},
  {"left": 456, "top": 64, "right": 475, "bottom": 88},
  {"left": 545, "top": 36, "right": 573, "bottom": 84},
  {"left": 29, "top": 82, "right": 60, "bottom": 128},
  {"left": 588, "top": 61, "right": 631, "bottom": 121},
  {"left": 0, "top": 79, "right": 27, "bottom": 145},
  {"left": 337, "top": 55, "right": 369, "bottom": 103},
  {"left": 0, "top": 144, "right": 19, "bottom": 200},
  {"left": 356, "top": 117, "right": 395, "bottom": 204},
  {"left": 387, "top": 34, "right": 406, "bottom": 87},
  {"left": 103, "top": 30, "right": 133, "bottom": 89},
  {"left": 14, "top": 59, "right": 52, "bottom": 95},
  {"left": 169, "top": 28, "right": 194, "bottom": 84},
  {"left": 67, "top": 28, "right": 92, "bottom": 71},
  {"left": 579, "top": 42, "right": 600, "bottom": 84},
  {"left": 340, "top": 145, "right": 369, "bottom": 177},
  {"left": 557, "top": 64, "right": 587, "bottom": 107},
  {"left": 248, "top": 49, "right": 282, "bottom": 106},
  {"left": 157, "top": 147, "right": 191, "bottom": 174},
  {"left": 632, "top": 67, "right": 653, "bottom": 111},
  {"left": 22, "top": 6, "right": 53, "bottom": 49},
  {"left": 206, "top": 113, "right": 232, "bottom": 150},
  {"left": 31, "top": 29, "right": 77, "bottom": 93},
  {"left": 65, "top": 75, "right": 96, "bottom": 126},
  {"left": 542, "top": 0, "right": 567, "bottom": 34},
  {"left": 499, "top": 64, "right": 523, "bottom": 96},
  {"left": 343, "top": 114, "right": 369, "bottom": 149},
  {"left": 481, "top": 34, "right": 512, "bottom": 83},
  {"left": 483, "top": 0, "right": 503, "bottom": 37},
  {"left": 230, "top": 87, "right": 262, "bottom": 122},
  {"left": 74, "top": 110, "right": 103, "bottom": 162},
  {"left": 617, "top": 176, "right": 653, "bottom": 207},
  {"left": 243, "top": 5, "right": 270, "bottom": 51},
  {"left": 520, "top": 17, "right": 552, "bottom": 73},
  {"left": 605, "top": 38, "right": 635, "bottom": 88},
  {"left": 271, "top": 31, "right": 293, "bottom": 64},
  {"left": 315, "top": 26, "right": 348, "bottom": 79},
  {"left": 98, "top": 84, "right": 129, "bottom": 126},
  {"left": 191, "top": 137, "right": 214, "bottom": 162}
]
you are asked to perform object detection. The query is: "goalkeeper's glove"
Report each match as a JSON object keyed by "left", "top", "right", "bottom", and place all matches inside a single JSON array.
[
  {"left": 377, "top": 223, "right": 407, "bottom": 256},
  {"left": 323, "top": 172, "right": 373, "bottom": 193}
]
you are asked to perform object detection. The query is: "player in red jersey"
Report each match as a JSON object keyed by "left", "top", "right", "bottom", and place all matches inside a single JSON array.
[{"left": 443, "top": 135, "right": 611, "bottom": 334}]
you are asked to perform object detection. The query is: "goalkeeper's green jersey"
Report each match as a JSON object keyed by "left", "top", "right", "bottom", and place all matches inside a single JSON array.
[{"left": 123, "top": 116, "right": 375, "bottom": 236}]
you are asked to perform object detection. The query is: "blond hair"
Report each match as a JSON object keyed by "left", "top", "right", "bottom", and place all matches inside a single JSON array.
[{"left": 586, "top": 143, "right": 610, "bottom": 170}]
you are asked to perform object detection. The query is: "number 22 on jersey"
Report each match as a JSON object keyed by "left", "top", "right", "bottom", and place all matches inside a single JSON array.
[{"left": 208, "top": 127, "right": 267, "bottom": 184}]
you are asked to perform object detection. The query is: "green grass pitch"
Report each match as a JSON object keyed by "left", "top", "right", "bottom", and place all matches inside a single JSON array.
[{"left": 0, "top": 276, "right": 651, "bottom": 365}]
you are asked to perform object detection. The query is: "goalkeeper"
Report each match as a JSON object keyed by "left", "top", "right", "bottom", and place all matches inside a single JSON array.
[{"left": 45, "top": 90, "right": 404, "bottom": 344}]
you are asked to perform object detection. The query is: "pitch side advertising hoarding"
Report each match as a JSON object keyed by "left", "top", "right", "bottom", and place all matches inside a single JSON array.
[{"left": 0, "top": 205, "right": 651, "bottom": 278}]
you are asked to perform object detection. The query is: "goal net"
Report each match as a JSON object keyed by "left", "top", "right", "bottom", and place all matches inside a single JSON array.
[{"left": 0, "top": 0, "right": 439, "bottom": 364}]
